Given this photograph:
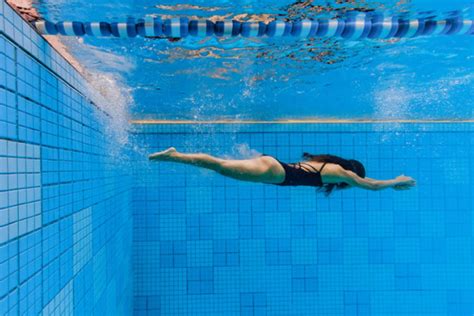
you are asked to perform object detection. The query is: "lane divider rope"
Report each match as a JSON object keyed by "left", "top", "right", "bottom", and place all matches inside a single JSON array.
[{"left": 33, "top": 13, "right": 474, "bottom": 39}]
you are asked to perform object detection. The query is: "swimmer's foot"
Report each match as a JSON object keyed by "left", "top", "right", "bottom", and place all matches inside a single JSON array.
[{"left": 149, "top": 147, "right": 178, "bottom": 161}]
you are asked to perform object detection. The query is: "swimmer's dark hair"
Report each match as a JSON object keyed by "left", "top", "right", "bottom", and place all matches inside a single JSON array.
[{"left": 302, "top": 153, "right": 366, "bottom": 196}]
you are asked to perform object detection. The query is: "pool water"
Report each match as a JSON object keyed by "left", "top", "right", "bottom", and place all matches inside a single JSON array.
[
  {"left": 1, "top": 0, "right": 473, "bottom": 315},
  {"left": 131, "top": 122, "right": 474, "bottom": 315},
  {"left": 37, "top": 0, "right": 474, "bottom": 120}
]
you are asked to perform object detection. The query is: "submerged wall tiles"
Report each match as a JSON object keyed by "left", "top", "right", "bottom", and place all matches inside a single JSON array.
[{"left": 0, "top": 3, "right": 133, "bottom": 315}]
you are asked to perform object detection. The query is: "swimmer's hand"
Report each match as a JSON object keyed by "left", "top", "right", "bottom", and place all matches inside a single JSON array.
[{"left": 392, "top": 175, "right": 416, "bottom": 190}]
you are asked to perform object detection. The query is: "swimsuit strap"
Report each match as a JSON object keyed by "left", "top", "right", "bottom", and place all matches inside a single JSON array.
[
  {"left": 296, "top": 161, "right": 328, "bottom": 174},
  {"left": 299, "top": 162, "right": 321, "bottom": 173},
  {"left": 319, "top": 162, "right": 328, "bottom": 173}
]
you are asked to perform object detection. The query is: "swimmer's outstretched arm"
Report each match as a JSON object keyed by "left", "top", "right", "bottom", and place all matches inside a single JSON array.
[{"left": 332, "top": 166, "right": 416, "bottom": 191}]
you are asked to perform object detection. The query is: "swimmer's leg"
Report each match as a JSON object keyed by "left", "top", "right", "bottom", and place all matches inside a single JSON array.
[{"left": 149, "top": 147, "right": 284, "bottom": 183}]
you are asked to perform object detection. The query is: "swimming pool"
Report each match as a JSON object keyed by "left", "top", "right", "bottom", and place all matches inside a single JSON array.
[
  {"left": 131, "top": 122, "right": 474, "bottom": 315},
  {"left": 1, "top": 0, "right": 474, "bottom": 315}
]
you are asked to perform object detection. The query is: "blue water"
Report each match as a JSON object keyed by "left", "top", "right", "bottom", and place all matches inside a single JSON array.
[
  {"left": 1, "top": 0, "right": 474, "bottom": 315},
  {"left": 37, "top": 0, "right": 474, "bottom": 120},
  {"left": 131, "top": 123, "right": 474, "bottom": 315}
]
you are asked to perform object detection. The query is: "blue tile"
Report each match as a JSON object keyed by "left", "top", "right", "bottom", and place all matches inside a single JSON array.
[
  {"left": 174, "top": 241, "right": 187, "bottom": 254},
  {"left": 292, "top": 279, "right": 305, "bottom": 292},
  {"left": 227, "top": 240, "right": 239, "bottom": 252},
  {"left": 292, "top": 265, "right": 305, "bottom": 278},
  {"left": 265, "top": 239, "right": 279, "bottom": 252},
  {"left": 200, "top": 281, "right": 213, "bottom": 294},
  {"left": 200, "top": 267, "right": 213, "bottom": 280},
  {"left": 213, "top": 253, "right": 226, "bottom": 266},
  {"left": 160, "top": 255, "right": 173, "bottom": 267},
  {"left": 240, "top": 293, "right": 253, "bottom": 307},
  {"left": 305, "top": 278, "right": 318, "bottom": 292},
  {"left": 265, "top": 252, "right": 279, "bottom": 265},
  {"left": 253, "top": 306, "right": 266, "bottom": 316},
  {"left": 227, "top": 253, "right": 239, "bottom": 266},
  {"left": 187, "top": 281, "right": 200, "bottom": 294},
  {"left": 240, "top": 306, "right": 253, "bottom": 316},
  {"left": 253, "top": 293, "right": 266, "bottom": 306},
  {"left": 213, "top": 240, "right": 226, "bottom": 253}
]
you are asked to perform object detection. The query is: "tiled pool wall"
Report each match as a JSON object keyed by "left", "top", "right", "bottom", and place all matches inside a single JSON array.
[
  {"left": 0, "top": 2, "right": 133, "bottom": 315},
  {"left": 132, "top": 123, "right": 474, "bottom": 316}
]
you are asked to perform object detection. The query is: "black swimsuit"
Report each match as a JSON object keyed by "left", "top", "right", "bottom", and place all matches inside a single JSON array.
[{"left": 264, "top": 155, "right": 327, "bottom": 187}]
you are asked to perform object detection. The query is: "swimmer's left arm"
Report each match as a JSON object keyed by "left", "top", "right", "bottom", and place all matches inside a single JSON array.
[{"left": 332, "top": 167, "right": 416, "bottom": 191}]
